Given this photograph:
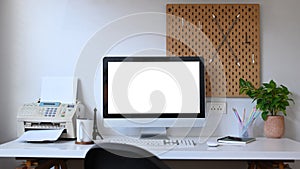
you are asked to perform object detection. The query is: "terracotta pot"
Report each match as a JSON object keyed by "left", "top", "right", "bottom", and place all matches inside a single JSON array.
[{"left": 264, "top": 115, "right": 285, "bottom": 138}]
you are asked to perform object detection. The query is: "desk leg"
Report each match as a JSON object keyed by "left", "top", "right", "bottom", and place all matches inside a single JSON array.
[
  {"left": 55, "top": 160, "right": 67, "bottom": 169},
  {"left": 16, "top": 159, "right": 68, "bottom": 169},
  {"left": 278, "top": 162, "right": 284, "bottom": 169},
  {"left": 247, "top": 160, "right": 292, "bottom": 169},
  {"left": 247, "top": 161, "right": 255, "bottom": 169},
  {"left": 276, "top": 161, "right": 289, "bottom": 169},
  {"left": 36, "top": 159, "right": 67, "bottom": 169}
]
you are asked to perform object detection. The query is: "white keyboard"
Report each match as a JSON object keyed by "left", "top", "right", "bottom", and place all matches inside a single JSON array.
[{"left": 97, "top": 137, "right": 197, "bottom": 149}]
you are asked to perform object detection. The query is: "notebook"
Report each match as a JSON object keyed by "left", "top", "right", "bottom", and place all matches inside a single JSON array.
[{"left": 217, "top": 136, "right": 256, "bottom": 144}]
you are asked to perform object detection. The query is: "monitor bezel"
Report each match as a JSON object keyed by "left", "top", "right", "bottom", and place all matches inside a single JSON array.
[{"left": 103, "top": 56, "right": 205, "bottom": 119}]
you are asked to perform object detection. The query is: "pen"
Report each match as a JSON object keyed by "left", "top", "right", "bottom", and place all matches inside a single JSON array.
[
  {"left": 232, "top": 108, "right": 242, "bottom": 125},
  {"left": 242, "top": 108, "right": 246, "bottom": 123}
]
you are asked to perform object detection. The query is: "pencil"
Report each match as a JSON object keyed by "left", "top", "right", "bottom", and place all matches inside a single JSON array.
[
  {"left": 232, "top": 108, "right": 242, "bottom": 125},
  {"left": 242, "top": 108, "right": 246, "bottom": 123}
]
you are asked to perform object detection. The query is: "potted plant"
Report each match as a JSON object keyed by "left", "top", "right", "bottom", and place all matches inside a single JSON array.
[{"left": 239, "top": 78, "right": 294, "bottom": 138}]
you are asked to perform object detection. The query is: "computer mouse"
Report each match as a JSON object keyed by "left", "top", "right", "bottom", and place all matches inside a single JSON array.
[{"left": 206, "top": 140, "right": 219, "bottom": 147}]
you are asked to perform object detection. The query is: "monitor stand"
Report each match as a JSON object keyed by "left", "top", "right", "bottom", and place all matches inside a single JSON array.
[{"left": 140, "top": 127, "right": 169, "bottom": 140}]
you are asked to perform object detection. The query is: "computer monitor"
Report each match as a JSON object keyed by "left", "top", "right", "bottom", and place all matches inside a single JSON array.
[{"left": 103, "top": 56, "right": 205, "bottom": 138}]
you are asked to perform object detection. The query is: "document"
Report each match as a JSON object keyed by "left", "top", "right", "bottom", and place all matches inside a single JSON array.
[
  {"left": 40, "top": 77, "right": 77, "bottom": 104},
  {"left": 17, "top": 129, "right": 64, "bottom": 142}
]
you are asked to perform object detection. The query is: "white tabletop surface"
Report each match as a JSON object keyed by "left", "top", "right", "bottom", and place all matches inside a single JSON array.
[
  {"left": 1, "top": 137, "right": 300, "bottom": 160},
  {"left": 0, "top": 140, "right": 94, "bottom": 158}
]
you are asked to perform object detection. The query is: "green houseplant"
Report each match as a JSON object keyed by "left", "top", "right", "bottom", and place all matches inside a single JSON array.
[{"left": 239, "top": 78, "right": 294, "bottom": 138}]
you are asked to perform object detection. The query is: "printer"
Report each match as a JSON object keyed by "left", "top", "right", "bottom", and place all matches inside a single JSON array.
[
  {"left": 17, "top": 102, "right": 78, "bottom": 139},
  {"left": 17, "top": 77, "right": 82, "bottom": 140}
]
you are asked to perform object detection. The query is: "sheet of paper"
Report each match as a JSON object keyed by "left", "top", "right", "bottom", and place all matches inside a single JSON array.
[
  {"left": 40, "top": 77, "right": 77, "bottom": 104},
  {"left": 17, "top": 129, "right": 65, "bottom": 142}
]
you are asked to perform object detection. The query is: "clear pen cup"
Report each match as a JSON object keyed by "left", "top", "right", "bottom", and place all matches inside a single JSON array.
[{"left": 239, "top": 124, "right": 254, "bottom": 138}]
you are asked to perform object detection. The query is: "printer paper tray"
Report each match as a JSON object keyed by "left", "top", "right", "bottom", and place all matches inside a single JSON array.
[{"left": 17, "top": 129, "right": 65, "bottom": 142}]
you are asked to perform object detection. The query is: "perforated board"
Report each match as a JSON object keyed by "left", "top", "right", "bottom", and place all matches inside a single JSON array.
[{"left": 166, "top": 4, "right": 260, "bottom": 97}]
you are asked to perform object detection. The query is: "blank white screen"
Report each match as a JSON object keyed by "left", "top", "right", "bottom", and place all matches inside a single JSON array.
[{"left": 108, "top": 61, "right": 200, "bottom": 114}]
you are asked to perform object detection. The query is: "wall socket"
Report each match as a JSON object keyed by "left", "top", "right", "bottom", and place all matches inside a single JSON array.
[{"left": 206, "top": 102, "right": 227, "bottom": 114}]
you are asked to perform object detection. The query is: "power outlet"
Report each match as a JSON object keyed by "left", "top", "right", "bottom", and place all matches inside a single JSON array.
[{"left": 207, "top": 102, "right": 227, "bottom": 114}]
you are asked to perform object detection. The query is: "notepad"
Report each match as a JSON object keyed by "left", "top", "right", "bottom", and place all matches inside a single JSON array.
[{"left": 217, "top": 136, "right": 256, "bottom": 144}]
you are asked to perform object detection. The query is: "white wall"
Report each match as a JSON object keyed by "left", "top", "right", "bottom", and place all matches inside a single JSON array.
[{"left": 1, "top": 0, "right": 300, "bottom": 168}]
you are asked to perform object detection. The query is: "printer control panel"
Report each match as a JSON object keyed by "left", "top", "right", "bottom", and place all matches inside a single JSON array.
[{"left": 18, "top": 102, "right": 75, "bottom": 119}]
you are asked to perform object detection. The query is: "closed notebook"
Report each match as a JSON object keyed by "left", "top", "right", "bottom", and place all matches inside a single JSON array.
[{"left": 217, "top": 136, "right": 256, "bottom": 144}]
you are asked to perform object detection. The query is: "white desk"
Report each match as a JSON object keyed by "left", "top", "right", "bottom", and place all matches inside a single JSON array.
[
  {"left": 1, "top": 137, "right": 300, "bottom": 160},
  {"left": 0, "top": 140, "right": 93, "bottom": 159}
]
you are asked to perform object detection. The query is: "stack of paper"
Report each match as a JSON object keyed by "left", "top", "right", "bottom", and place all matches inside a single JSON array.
[{"left": 17, "top": 129, "right": 64, "bottom": 142}]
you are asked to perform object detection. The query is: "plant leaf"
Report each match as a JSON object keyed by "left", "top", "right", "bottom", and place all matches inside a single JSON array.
[
  {"left": 282, "top": 110, "right": 287, "bottom": 116},
  {"left": 261, "top": 111, "right": 268, "bottom": 121},
  {"left": 239, "top": 78, "right": 246, "bottom": 87},
  {"left": 269, "top": 80, "right": 277, "bottom": 88}
]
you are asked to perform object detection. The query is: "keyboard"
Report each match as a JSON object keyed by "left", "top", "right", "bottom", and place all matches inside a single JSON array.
[{"left": 96, "top": 137, "right": 197, "bottom": 149}]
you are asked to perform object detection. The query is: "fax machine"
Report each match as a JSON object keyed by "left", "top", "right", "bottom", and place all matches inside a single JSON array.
[{"left": 17, "top": 102, "right": 78, "bottom": 139}]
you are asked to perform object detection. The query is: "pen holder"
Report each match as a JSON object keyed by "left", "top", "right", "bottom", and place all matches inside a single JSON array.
[
  {"left": 239, "top": 124, "right": 253, "bottom": 138},
  {"left": 75, "top": 118, "right": 94, "bottom": 145}
]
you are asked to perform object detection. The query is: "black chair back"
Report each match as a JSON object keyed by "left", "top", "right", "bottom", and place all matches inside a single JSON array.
[{"left": 84, "top": 142, "right": 171, "bottom": 169}]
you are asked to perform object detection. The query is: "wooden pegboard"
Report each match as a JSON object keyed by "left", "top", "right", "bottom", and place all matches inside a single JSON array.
[{"left": 166, "top": 4, "right": 260, "bottom": 97}]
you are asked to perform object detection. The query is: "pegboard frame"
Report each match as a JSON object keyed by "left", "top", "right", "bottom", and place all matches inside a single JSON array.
[{"left": 166, "top": 4, "right": 260, "bottom": 97}]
